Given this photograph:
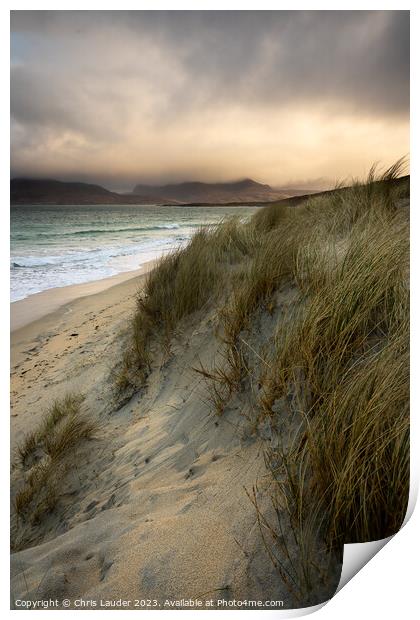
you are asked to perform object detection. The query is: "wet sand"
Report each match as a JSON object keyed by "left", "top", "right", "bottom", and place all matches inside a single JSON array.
[{"left": 11, "top": 260, "right": 156, "bottom": 332}]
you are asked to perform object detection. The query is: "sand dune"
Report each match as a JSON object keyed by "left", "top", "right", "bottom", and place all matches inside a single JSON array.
[{"left": 11, "top": 272, "right": 318, "bottom": 609}]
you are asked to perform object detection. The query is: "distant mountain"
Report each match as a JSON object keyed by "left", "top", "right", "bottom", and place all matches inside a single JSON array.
[
  {"left": 10, "top": 179, "right": 125, "bottom": 205},
  {"left": 132, "top": 178, "right": 290, "bottom": 204},
  {"left": 10, "top": 177, "right": 312, "bottom": 206}
]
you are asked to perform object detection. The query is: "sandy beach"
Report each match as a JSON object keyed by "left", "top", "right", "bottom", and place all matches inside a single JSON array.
[
  {"left": 11, "top": 266, "right": 153, "bottom": 448},
  {"left": 10, "top": 263, "right": 296, "bottom": 608},
  {"left": 11, "top": 260, "right": 157, "bottom": 333}
]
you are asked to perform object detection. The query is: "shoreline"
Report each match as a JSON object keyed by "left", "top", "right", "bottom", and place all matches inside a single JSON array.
[
  {"left": 10, "top": 261, "right": 154, "bottom": 452},
  {"left": 11, "top": 204, "right": 262, "bottom": 333},
  {"left": 10, "top": 260, "right": 157, "bottom": 333}
]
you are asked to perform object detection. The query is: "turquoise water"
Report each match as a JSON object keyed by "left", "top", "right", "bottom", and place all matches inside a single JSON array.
[{"left": 10, "top": 204, "right": 259, "bottom": 302}]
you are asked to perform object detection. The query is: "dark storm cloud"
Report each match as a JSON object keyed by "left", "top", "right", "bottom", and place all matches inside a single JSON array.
[
  {"left": 12, "top": 11, "right": 409, "bottom": 115},
  {"left": 10, "top": 11, "right": 409, "bottom": 188}
]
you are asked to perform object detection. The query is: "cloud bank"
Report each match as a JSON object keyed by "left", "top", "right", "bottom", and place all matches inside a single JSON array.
[{"left": 11, "top": 10, "right": 409, "bottom": 189}]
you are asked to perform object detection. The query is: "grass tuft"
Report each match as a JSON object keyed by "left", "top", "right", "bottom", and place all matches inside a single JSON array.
[
  {"left": 117, "top": 219, "right": 257, "bottom": 392},
  {"left": 12, "top": 393, "right": 94, "bottom": 547}
]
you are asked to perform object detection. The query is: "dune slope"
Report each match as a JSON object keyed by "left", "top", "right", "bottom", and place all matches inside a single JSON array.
[{"left": 11, "top": 276, "right": 332, "bottom": 609}]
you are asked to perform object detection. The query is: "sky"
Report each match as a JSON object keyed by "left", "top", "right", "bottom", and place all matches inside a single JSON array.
[{"left": 10, "top": 10, "right": 409, "bottom": 191}]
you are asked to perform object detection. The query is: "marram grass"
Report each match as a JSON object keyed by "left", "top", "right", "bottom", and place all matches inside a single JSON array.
[{"left": 118, "top": 161, "right": 409, "bottom": 560}]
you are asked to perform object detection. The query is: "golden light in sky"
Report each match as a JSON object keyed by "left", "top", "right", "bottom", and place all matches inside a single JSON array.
[{"left": 11, "top": 10, "right": 409, "bottom": 190}]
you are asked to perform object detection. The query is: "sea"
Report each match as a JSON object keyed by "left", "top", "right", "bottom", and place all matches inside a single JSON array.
[{"left": 10, "top": 204, "right": 259, "bottom": 302}]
